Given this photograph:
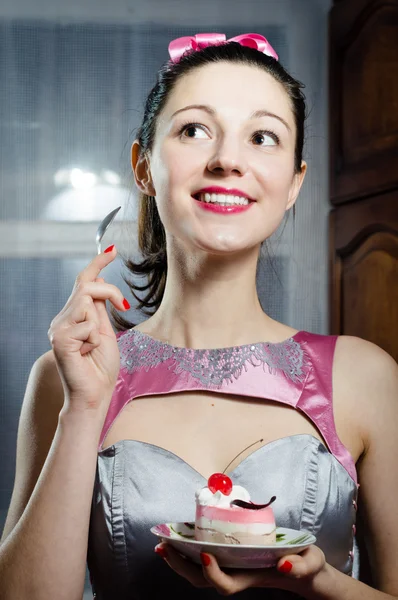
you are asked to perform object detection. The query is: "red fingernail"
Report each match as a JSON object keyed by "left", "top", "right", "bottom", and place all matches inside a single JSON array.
[
  {"left": 278, "top": 560, "right": 293, "bottom": 573},
  {"left": 104, "top": 245, "right": 115, "bottom": 253},
  {"left": 123, "top": 298, "right": 130, "bottom": 310},
  {"left": 154, "top": 545, "right": 167, "bottom": 559},
  {"left": 200, "top": 552, "right": 211, "bottom": 567}
]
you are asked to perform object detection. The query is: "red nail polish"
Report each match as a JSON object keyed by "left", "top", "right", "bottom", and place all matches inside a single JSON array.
[
  {"left": 154, "top": 546, "right": 167, "bottom": 558},
  {"left": 200, "top": 552, "right": 211, "bottom": 567},
  {"left": 278, "top": 560, "right": 293, "bottom": 573},
  {"left": 123, "top": 298, "right": 131, "bottom": 310},
  {"left": 104, "top": 245, "right": 115, "bottom": 253}
]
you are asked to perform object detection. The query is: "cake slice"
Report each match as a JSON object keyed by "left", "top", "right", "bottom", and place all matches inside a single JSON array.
[{"left": 194, "top": 473, "right": 276, "bottom": 545}]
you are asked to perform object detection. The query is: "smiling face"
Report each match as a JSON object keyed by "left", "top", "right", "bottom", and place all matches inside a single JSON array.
[{"left": 133, "top": 61, "right": 306, "bottom": 256}]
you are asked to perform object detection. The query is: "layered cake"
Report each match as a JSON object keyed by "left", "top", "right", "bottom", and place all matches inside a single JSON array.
[{"left": 195, "top": 472, "right": 276, "bottom": 545}]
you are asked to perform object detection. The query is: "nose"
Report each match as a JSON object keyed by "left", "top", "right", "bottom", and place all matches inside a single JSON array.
[{"left": 207, "top": 137, "right": 248, "bottom": 176}]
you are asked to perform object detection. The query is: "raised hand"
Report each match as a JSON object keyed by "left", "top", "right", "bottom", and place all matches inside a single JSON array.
[{"left": 47, "top": 246, "right": 130, "bottom": 414}]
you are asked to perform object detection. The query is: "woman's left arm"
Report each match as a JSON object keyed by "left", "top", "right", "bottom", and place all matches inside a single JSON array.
[
  {"left": 156, "top": 339, "right": 398, "bottom": 598},
  {"left": 302, "top": 339, "right": 398, "bottom": 600}
]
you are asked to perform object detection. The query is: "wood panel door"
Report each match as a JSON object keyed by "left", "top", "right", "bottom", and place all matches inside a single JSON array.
[{"left": 329, "top": 0, "right": 398, "bottom": 363}]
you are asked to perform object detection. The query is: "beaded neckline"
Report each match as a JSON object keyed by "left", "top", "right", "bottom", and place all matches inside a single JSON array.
[
  {"left": 118, "top": 328, "right": 307, "bottom": 386},
  {"left": 128, "top": 328, "right": 303, "bottom": 353}
]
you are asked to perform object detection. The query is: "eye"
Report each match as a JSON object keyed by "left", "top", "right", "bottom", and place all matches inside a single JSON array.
[
  {"left": 252, "top": 130, "right": 280, "bottom": 146},
  {"left": 178, "top": 122, "right": 209, "bottom": 139}
]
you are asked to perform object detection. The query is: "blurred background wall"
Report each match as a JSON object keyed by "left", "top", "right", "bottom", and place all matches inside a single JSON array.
[{"left": 0, "top": 0, "right": 332, "bottom": 595}]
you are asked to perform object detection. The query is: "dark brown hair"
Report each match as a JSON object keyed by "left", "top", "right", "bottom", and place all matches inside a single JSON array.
[{"left": 111, "top": 41, "right": 307, "bottom": 331}]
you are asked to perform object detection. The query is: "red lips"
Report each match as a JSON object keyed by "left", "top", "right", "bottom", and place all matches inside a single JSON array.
[{"left": 193, "top": 186, "right": 255, "bottom": 201}]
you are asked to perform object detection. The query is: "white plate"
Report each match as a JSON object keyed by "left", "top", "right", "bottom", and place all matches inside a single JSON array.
[{"left": 151, "top": 522, "right": 316, "bottom": 568}]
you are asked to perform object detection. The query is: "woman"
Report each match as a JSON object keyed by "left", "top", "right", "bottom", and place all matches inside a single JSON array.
[{"left": 0, "top": 33, "right": 397, "bottom": 600}]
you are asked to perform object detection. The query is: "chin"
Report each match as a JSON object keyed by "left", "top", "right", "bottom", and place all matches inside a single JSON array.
[{"left": 188, "top": 236, "right": 259, "bottom": 256}]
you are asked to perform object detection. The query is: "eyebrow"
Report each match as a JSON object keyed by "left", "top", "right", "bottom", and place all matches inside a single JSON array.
[{"left": 171, "top": 104, "right": 291, "bottom": 132}]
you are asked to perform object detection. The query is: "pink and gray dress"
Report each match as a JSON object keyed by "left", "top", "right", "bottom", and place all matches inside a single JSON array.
[{"left": 87, "top": 329, "right": 359, "bottom": 599}]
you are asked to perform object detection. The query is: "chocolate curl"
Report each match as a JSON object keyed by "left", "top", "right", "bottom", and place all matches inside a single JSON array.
[{"left": 231, "top": 495, "right": 276, "bottom": 510}]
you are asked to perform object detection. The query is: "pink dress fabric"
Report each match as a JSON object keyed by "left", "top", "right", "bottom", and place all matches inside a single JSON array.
[{"left": 99, "top": 329, "right": 356, "bottom": 484}]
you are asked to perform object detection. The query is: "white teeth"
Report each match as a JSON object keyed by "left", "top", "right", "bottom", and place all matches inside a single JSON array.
[{"left": 197, "top": 193, "right": 250, "bottom": 206}]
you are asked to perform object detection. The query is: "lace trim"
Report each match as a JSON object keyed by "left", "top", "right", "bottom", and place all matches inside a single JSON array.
[{"left": 118, "top": 329, "right": 307, "bottom": 387}]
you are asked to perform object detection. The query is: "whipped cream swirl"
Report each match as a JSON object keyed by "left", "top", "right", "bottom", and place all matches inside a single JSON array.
[{"left": 195, "top": 485, "right": 251, "bottom": 508}]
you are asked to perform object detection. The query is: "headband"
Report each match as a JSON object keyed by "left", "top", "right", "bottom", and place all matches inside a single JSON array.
[{"left": 168, "top": 33, "right": 278, "bottom": 64}]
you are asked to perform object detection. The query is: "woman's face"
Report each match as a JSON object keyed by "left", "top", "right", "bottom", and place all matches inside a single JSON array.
[{"left": 134, "top": 61, "right": 306, "bottom": 255}]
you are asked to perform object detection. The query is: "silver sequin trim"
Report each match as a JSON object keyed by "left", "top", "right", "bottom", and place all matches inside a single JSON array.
[{"left": 118, "top": 329, "right": 307, "bottom": 386}]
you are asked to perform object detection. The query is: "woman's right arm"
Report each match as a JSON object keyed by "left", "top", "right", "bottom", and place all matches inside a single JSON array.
[{"left": 0, "top": 246, "right": 129, "bottom": 600}]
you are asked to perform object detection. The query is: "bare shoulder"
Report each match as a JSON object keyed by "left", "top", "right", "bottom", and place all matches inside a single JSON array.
[
  {"left": 333, "top": 335, "right": 398, "bottom": 450},
  {"left": 333, "top": 335, "right": 397, "bottom": 390},
  {"left": 21, "top": 349, "right": 65, "bottom": 425},
  {"left": 19, "top": 349, "right": 65, "bottom": 453},
  {"left": 1, "top": 350, "right": 64, "bottom": 542},
  {"left": 31, "top": 348, "right": 64, "bottom": 395}
]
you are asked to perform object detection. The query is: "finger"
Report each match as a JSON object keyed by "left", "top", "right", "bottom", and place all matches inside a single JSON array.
[
  {"left": 276, "top": 546, "right": 325, "bottom": 579},
  {"left": 154, "top": 544, "right": 209, "bottom": 588},
  {"left": 50, "top": 320, "right": 101, "bottom": 356},
  {"left": 90, "top": 280, "right": 130, "bottom": 335},
  {"left": 52, "top": 280, "right": 127, "bottom": 343},
  {"left": 93, "top": 277, "right": 114, "bottom": 337},
  {"left": 75, "top": 321, "right": 101, "bottom": 356},
  {"left": 73, "top": 282, "right": 127, "bottom": 313},
  {"left": 200, "top": 553, "right": 268, "bottom": 595},
  {"left": 51, "top": 293, "right": 98, "bottom": 332},
  {"left": 55, "top": 296, "right": 100, "bottom": 342},
  {"left": 74, "top": 301, "right": 102, "bottom": 355},
  {"left": 74, "top": 245, "right": 117, "bottom": 287},
  {"left": 70, "top": 291, "right": 119, "bottom": 342}
]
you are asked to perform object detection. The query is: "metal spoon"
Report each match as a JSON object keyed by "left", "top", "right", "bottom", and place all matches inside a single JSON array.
[{"left": 96, "top": 206, "right": 121, "bottom": 254}]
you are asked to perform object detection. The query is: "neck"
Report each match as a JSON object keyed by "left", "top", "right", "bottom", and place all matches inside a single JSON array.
[{"left": 144, "top": 244, "right": 281, "bottom": 349}]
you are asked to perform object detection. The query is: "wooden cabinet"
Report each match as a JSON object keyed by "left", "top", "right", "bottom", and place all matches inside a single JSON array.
[{"left": 329, "top": 0, "right": 398, "bottom": 363}]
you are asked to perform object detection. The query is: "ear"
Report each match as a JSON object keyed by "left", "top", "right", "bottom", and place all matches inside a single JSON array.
[
  {"left": 286, "top": 161, "right": 307, "bottom": 211},
  {"left": 131, "top": 139, "right": 156, "bottom": 196}
]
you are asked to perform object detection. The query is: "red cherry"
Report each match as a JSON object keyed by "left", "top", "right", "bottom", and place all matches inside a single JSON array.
[{"left": 208, "top": 473, "right": 233, "bottom": 496}]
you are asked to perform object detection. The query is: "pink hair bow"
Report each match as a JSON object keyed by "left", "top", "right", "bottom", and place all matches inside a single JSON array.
[{"left": 168, "top": 32, "right": 278, "bottom": 64}]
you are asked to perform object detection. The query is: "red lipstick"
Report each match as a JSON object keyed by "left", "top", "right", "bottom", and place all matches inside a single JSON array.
[
  {"left": 196, "top": 202, "right": 252, "bottom": 214},
  {"left": 192, "top": 186, "right": 255, "bottom": 214},
  {"left": 193, "top": 186, "right": 255, "bottom": 201},
  {"left": 192, "top": 198, "right": 253, "bottom": 214}
]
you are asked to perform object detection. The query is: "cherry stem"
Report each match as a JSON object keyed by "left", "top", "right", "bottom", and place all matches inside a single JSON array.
[{"left": 222, "top": 438, "right": 264, "bottom": 475}]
